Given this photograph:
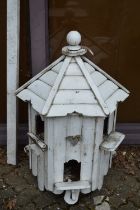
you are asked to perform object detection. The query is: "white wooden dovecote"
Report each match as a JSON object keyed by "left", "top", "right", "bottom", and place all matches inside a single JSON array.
[{"left": 16, "top": 31, "right": 129, "bottom": 204}]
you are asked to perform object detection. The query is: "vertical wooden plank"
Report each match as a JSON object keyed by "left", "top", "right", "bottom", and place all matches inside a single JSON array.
[
  {"left": 28, "top": 104, "right": 32, "bottom": 169},
  {"left": 30, "top": 108, "right": 38, "bottom": 176},
  {"left": 81, "top": 118, "right": 95, "bottom": 194},
  {"left": 7, "top": 0, "right": 20, "bottom": 165},
  {"left": 98, "top": 150, "right": 110, "bottom": 190},
  {"left": 92, "top": 118, "right": 104, "bottom": 191},
  {"left": 66, "top": 115, "right": 82, "bottom": 163},
  {"left": 103, "top": 151, "right": 110, "bottom": 176},
  {"left": 29, "top": 0, "right": 49, "bottom": 76},
  {"left": 32, "top": 151, "right": 37, "bottom": 176},
  {"left": 37, "top": 152, "right": 45, "bottom": 191},
  {"left": 53, "top": 117, "right": 66, "bottom": 194},
  {"left": 44, "top": 118, "right": 54, "bottom": 191},
  {"left": 113, "top": 107, "right": 118, "bottom": 131},
  {"left": 36, "top": 115, "right": 45, "bottom": 191},
  {"left": 98, "top": 149, "right": 105, "bottom": 190},
  {"left": 108, "top": 112, "right": 115, "bottom": 134}
]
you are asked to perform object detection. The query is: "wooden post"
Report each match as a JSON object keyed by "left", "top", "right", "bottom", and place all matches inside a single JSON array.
[
  {"left": 7, "top": 0, "right": 20, "bottom": 165},
  {"left": 29, "top": 0, "right": 49, "bottom": 76}
]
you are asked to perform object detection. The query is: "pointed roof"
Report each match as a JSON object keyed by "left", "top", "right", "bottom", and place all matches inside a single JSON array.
[{"left": 16, "top": 31, "right": 129, "bottom": 117}]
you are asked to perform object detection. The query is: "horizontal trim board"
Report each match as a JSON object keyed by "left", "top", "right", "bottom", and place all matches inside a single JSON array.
[{"left": 0, "top": 123, "right": 140, "bottom": 145}]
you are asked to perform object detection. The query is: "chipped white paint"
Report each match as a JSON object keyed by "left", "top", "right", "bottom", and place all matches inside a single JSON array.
[
  {"left": 16, "top": 31, "right": 129, "bottom": 204},
  {"left": 7, "top": 0, "right": 20, "bottom": 165}
]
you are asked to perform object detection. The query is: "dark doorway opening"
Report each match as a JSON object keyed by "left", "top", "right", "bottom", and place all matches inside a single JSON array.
[
  {"left": 103, "top": 117, "right": 109, "bottom": 135},
  {"left": 64, "top": 160, "right": 81, "bottom": 182},
  {"left": 36, "top": 115, "right": 44, "bottom": 140}
]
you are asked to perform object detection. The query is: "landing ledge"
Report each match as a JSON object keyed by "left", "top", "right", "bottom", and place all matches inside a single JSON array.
[
  {"left": 55, "top": 180, "right": 90, "bottom": 191},
  {"left": 100, "top": 132, "right": 125, "bottom": 152}
]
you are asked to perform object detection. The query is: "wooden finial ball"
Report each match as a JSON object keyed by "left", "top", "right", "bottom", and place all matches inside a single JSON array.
[{"left": 66, "top": 31, "right": 81, "bottom": 46}]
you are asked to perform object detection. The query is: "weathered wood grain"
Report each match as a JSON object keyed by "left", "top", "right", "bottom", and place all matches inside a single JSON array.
[
  {"left": 47, "top": 104, "right": 105, "bottom": 117},
  {"left": 53, "top": 117, "right": 66, "bottom": 194},
  {"left": 66, "top": 115, "right": 82, "bottom": 162},
  {"left": 99, "top": 80, "right": 118, "bottom": 101},
  {"left": 42, "top": 56, "right": 71, "bottom": 115},
  {"left": 91, "top": 71, "right": 107, "bottom": 87},
  {"left": 16, "top": 55, "right": 65, "bottom": 94},
  {"left": 108, "top": 112, "right": 115, "bottom": 134},
  {"left": 53, "top": 90, "right": 97, "bottom": 104},
  {"left": 92, "top": 118, "right": 104, "bottom": 191},
  {"left": 17, "top": 89, "right": 45, "bottom": 114},
  {"left": 101, "top": 132, "right": 125, "bottom": 152},
  {"left": 59, "top": 76, "right": 90, "bottom": 90},
  {"left": 28, "top": 80, "right": 52, "bottom": 100},
  {"left": 7, "top": 0, "right": 20, "bottom": 165},
  {"left": 81, "top": 118, "right": 95, "bottom": 194},
  {"left": 76, "top": 56, "right": 109, "bottom": 115},
  {"left": 44, "top": 118, "right": 54, "bottom": 191},
  {"left": 39, "top": 70, "right": 58, "bottom": 86}
]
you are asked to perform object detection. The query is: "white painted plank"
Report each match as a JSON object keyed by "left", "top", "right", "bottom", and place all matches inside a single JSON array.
[
  {"left": 28, "top": 80, "right": 51, "bottom": 100},
  {"left": 16, "top": 55, "right": 65, "bottom": 94},
  {"left": 28, "top": 104, "right": 32, "bottom": 169},
  {"left": 65, "top": 63, "right": 83, "bottom": 76},
  {"left": 91, "top": 71, "right": 107, "bottom": 86},
  {"left": 106, "top": 89, "right": 129, "bottom": 113},
  {"left": 42, "top": 56, "right": 71, "bottom": 115},
  {"left": 82, "top": 56, "right": 130, "bottom": 94},
  {"left": 39, "top": 70, "right": 58, "bottom": 86},
  {"left": 52, "top": 61, "right": 64, "bottom": 73},
  {"left": 66, "top": 115, "right": 82, "bottom": 162},
  {"left": 81, "top": 118, "right": 95, "bottom": 194},
  {"left": 55, "top": 181, "right": 90, "bottom": 191},
  {"left": 76, "top": 56, "right": 109, "bottom": 115},
  {"left": 53, "top": 90, "right": 97, "bottom": 105},
  {"left": 108, "top": 112, "right": 115, "bottom": 134},
  {"left": 98, "top": 149, "right": 104, "bottom": 189},
  {"left": 99, "top": 80, "right": 118, "bottom": 101},
  {"left": 30, "top": 108, "right": 38, "bottom": 177},
  {"left": 53, "top": 118, "right": 66, "bottom": 193},
  {"left": 101, "top": 132, "right": 125, "bottom": 152},
  {"left": 59, "top": 76, "right": 90, "bottom": 90},
  {"left": 28, "top": 112, "right": 45, "bottom": 191},
  {"left": 37, "top": 152, "right": 45, "bottom": 191},
  {"left": 67, "top": 115, "right": 82, "bottom": 136},
  {"left": 84, "top": 62, "right": 95, "bottom": 74},
  {"left": 48, "top": 104, "right": 105, "bottom": 117},
  {"left": 17, "top": 89, "right": 45, "bottom": 114},
  {"left": 103, "top": 151, "right": 110, "bottom": 176},
  {"left": 32, "top": 152, "right": 37, "bottom": 176},
  {"left": 92, "top": 118, "right": 104, "bottom": 191},
  {"left": 7, "top": 0, "right": 20, "bottom": 165},
  {"left": 44, "top": 118, "right": 54, "bottom": 191},
  {"left": 113, "top": 108, "right": 117, "bottom": 131},
  {"left": 65, "top": 141, "right": 81, "bottom": 163}
]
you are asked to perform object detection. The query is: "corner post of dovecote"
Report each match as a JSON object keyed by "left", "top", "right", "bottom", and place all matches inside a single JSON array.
[{"left": 7, "top": 0, "right": 20, "bottom": 165}]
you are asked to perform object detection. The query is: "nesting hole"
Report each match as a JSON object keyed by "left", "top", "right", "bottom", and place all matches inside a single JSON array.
[
  {"left": 64, "top": 160, "right": 81, "bottom": 182},
  {"left": 103, "top": 117, "right": 109, "bottom": 135},
  {"left": 36, "top": 115, "right": 44, "bottom": 140}
]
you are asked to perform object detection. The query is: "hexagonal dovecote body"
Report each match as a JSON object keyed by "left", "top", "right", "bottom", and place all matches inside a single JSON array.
[{"left": 16, "top": 31, "right": 130, "bottom": 204}]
